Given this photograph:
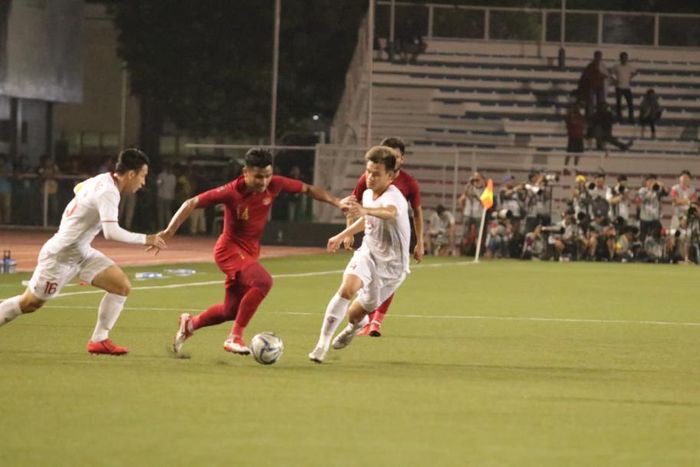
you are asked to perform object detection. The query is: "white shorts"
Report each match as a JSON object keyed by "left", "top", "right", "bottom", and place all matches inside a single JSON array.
[
  {"left": 344, "top": 249, "right": 406, "bottom": 312},
  {"left": 28, "top": 246, "right": 115, "bottom": 300}
]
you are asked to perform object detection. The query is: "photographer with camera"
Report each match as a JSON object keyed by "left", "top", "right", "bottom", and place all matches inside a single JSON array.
[
  {"left": 614, "top": 225, "right": 641, "bottom": 262},
  {"left": 670, "top": 170, "right": 698, "bottom": 231},
  {"left": 636, "top": 174, "right": 667, "bottom": 243},
  {"left": 458, "top": 172, "right": 486, "bottom": 255},
  {"left": 665, "top": 216, "right": 691, "bottom": 264},
  {"left": 484, "top": 208, "right": 513, "bottom": 259},
  {"left": 608, "top": 174, "right": 632, "bottom": 224},
  {"left": 571, "top": 174, "right": 592, "bottom": 218},
  {"left": 524, "top": 171, "right": 553, "bottom": 234},
  {"left": 586, "top": 214, "right": 617, "bottom": 261},
  {"left": 498, "top": 174, "right": 526, "bottom": 256},
  {"left": 521, "top": 225, "right": 547, "bottom": 260},
  {"left": 547, "top": 208, "right": 582, "bottom": 261}
]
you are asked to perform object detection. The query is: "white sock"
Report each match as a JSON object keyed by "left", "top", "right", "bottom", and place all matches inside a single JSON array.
[
  {"left": 357, "top": 314, "right": 370, "bottom": 327},
  {"left": 0, "top": 296, "right": 22, "bottom": 326},
  {"left": 90, "top": 293, "right": 127, "bottom": 342},
  {"left": 315, "top": 293, "right": 350, "bottom": 350}
]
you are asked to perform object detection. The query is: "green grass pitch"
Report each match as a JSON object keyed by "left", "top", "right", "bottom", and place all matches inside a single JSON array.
[{"left": 0, "top": 255, "right": 698, "bottom": 466}]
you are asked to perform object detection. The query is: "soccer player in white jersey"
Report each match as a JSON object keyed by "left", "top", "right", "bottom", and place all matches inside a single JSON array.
[
  {"left": 0, "top": 148, "right": 166, "bottom": 355},
  {"left": 309, "top": 146, "right": 411, "bottom": 363}
]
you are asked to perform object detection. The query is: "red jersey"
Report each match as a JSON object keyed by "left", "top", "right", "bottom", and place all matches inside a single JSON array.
[
  {"left": 352, "top": 170, "right": 421, "bottom": 212},
  {"left": 197, "top": 175, "right": 304, "bottom": 259}
]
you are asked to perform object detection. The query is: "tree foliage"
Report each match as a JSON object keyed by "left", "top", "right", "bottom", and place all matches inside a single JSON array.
[{"left": 113, "top": 0, "right": 366, "bottom": 140}]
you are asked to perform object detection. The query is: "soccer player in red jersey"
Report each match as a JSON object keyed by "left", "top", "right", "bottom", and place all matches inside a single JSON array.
[
  {"left": 343, "top": 137, "right": 424, "bottom": 337},
  {"left": 161, "top": 148, "right": 342, "bottom": 355}
]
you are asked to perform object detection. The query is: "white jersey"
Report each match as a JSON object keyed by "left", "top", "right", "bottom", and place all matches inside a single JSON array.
[
  {"left": 359, "top": 185, "right": 411, "bottom": 278},
  {"left": 43, "top": 172, "right": 144, "bottom": 261}
]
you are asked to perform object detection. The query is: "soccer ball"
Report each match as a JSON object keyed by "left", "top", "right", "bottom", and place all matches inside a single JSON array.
[{"left": 250, "top": 332, "right": 284, "bottom": 365}]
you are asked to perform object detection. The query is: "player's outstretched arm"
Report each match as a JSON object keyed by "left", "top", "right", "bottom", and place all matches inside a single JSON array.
[
  {"left": 303, "top": 183, "right": 342, "bottom": 208},
  {"left": 162, "top": 197, "right": 199, "bottom": 240}
]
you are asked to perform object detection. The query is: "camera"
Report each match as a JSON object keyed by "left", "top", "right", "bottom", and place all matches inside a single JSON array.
[
  {"left": 613, "top": 184, "right": 626, "bottom": 194},
  {"left": 587, "top": 182, "right": 596, "bottom": 190},
  {"left": 687, "top": 205, "right": 697, "bottom": 219},
  {"left": 491, "top": 209, "right": 513, "bottom": 220},
  {"left": 543, "top": 173, "right": 559, "bottom": 183},
  {"left": 652, "top": 183, "right": 660, "bottom": 191},
  {"left": 541, "top": 225, "right": 565, "bottom": 234}
]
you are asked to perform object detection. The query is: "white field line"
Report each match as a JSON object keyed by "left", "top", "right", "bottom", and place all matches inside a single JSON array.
[
  {"left": 9, "top": 260, "right": 700, "bottom": 328},
  {"left": 42, "top": 304, "right": 700, "bottom": 328},
  {"left": 48, "top": 260, "right": 476, "bottom": 298}
]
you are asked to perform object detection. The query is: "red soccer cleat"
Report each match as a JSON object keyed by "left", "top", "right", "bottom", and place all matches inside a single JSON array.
[
  {"left": 368, "top": 320, "right": 382, "bottom": 337},
  {"left": 87, "top": 339, "right": 129, "bottom": 356}
]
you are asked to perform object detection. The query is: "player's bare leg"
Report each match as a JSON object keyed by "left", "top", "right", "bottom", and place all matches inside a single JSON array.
[{"left": 88, "top": 265, "right": 131, "bottom": 355}]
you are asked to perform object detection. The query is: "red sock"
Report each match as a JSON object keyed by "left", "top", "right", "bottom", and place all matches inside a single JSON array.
[
  {"left": 231, "top": 263, "right": 272, "bottom": 338},
  {"left": 192, "top": 286, "right": 241, "bottom": 330},
  {"left": 370, "top": 294, "right": 394, "bottom": 324}
]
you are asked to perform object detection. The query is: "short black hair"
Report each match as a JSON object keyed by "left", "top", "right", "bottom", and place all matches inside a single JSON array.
[
  {"left": 244, "top": 147, "right": 273, "bottom": 168},
  {"left": 645, "top": 173, "right": 657, "bottom": 181},
  {"left": 365, "top": 145, "right": 397, "bottom": 172},
  {"left": 115, "top": 148, "right": 149, "bottom": 174},
  {"left": 681, "top": 169, "right": 691, "bottom": 177},
  {"left": 617, "top": 174, "right": 627, "bottom": 182},
  {"left": 379, "top": 137, "right": 405, "bottom": 156}
]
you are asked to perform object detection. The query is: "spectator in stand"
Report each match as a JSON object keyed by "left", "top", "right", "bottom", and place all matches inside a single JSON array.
[
  {"left": 37, "top": 154, "right": 61, "bottom": 225},
  {"left": 457, "top": 171, "right": 485, "bottom": 255},
  {"left": 187, "top": 164, "right": 207, "bottom": 234},
  {"left": 639, "top": 89, "right": 663, "bottom": 139},
  {"left": 636, "top": 174, "right": 667, "bottom": 242},
  {"left": 156, "top": 163, "right": 176, "bottom": 230},
  {"left": 13, "top": 155, "right": 38, "bottom": 224},
  {"left": 591, "top": 104, "right": 633, "bottom": 151},
  {"left": 564, "top": 103, "right": 585, "bottom": 166},
  {"left": 426, "top": 204, "right": 456, "bottom": 256},
  {"left": 578, "top": 50, "right": 609, "bottom": 120},
  {"left": 0, "top": 154, "right": 12, "bottom": 224},
  {"left": 286, "top": 165, "right": 306, "bottom": 222},
  {"left": 670, "top": 169, "right": 697, "bottom": 230},
  {"left": 611, "top": 52, "right": 638, "bottom": 123}
]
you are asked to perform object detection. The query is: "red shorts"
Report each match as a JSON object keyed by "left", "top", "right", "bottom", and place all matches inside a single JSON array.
[{"left": 214, "top": 243, "right": 258, "bottom": 287}]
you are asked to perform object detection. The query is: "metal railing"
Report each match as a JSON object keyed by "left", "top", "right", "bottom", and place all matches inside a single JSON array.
[{"left": 376, "top": 1, "right": 700, "bottom": 48}]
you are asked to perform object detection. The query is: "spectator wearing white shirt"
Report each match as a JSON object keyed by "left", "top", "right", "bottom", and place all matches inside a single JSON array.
[
  {"left": 156, "top": 163, "right": 177, "bottom": 230},
  {"left": 611, "top": 52, "right": 638, "bottom": 123},
  {"left": 670, "top": 169, "right": 698, "bottom": 230},
  {"left": 426, "top": 204, "right": 456, "bottom": 256}
]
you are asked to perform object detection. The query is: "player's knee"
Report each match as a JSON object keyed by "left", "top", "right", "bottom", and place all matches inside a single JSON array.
[
  {"left": 112, "top": 279, "right": 131, "bottom": 297},
  {"left": 257, "top": 274, "right": 273, "bottom": 295},
  {"left": 337, "top": 285, "right": 354, "bottom": 300}
]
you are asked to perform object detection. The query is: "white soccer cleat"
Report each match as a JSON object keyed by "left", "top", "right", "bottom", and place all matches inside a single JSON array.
[
  {"left": 308, "top": 346, "right": 327, "bottom": 364},
  {"left": 332, "top": 323, "right": 362, "bottom": 350},
  {"left": 173, "top": 313, "right": 194, "bottom": 354},
  {"left": 223, "top": 336, "right": 250, "bottom": 355}
]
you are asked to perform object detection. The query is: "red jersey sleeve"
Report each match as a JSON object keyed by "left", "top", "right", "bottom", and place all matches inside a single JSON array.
[
  {"left": 196, "top": 183, "right": 234, "bottom": 208},
  {"left": 352, "top": 174, "right": 367, "bottom": 200},
  {"left": 269, "top": 175, "right": 304, "bottom": 194}
]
